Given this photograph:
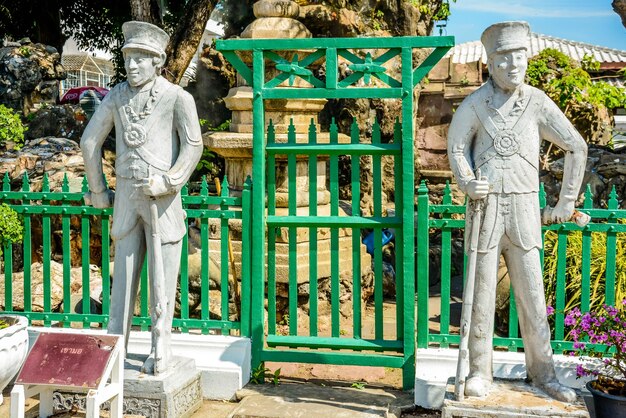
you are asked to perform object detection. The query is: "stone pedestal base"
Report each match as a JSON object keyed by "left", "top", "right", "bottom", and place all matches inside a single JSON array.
[
  {"left": 123, "top": 354, "right": 202, "bottom": 418},
  {"left": 441, "top": 378, "right": 589, "bottom": 418}
]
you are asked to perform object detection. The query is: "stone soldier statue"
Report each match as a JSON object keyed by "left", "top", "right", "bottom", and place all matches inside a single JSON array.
[
  {"left": 447, "top": 21, "right": 587, "bottom": 402},
  {"left": 81, "top": 21, "right": 203, "bottom": 375}
]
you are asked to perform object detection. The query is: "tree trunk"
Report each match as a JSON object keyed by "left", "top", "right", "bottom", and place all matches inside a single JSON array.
[
  {"left": 614, "top": 0, "right": 626, "bottom": 29},
  {"left": 163, "top": 0, "right": 216, "bottom": 84},
  {"left": 129, "top": 0, "right": 161, "bottom": 24},
  {"left": 33, "top": 1, "right": 66, "bottom": 53}
]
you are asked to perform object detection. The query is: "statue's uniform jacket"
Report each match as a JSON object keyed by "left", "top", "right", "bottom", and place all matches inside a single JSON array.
[
  {"left": 83, "top": 76, "right": 202, "bottom": 243},
  {"left": 448, "top": 80, "right": 587, "bottom": 252}
]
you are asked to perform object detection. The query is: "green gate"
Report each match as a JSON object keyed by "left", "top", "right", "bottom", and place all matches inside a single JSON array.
[{"left": 217, "top": 36, "right": 453, "bottom": 389}]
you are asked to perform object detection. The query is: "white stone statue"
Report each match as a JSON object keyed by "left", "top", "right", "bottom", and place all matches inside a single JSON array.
[
  {"left": 447, "top": 21, "right": 587, "bottom": 402},
  {"left": 81, "top": 21, "right": 203, "bottom": 375}
]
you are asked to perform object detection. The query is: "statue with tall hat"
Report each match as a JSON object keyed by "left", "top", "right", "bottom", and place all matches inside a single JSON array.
[
  {"left": 81, "top": 21, "right": 203, "bottom": 375},
  {"left": 447, "top": 21, "right": 587, "bottom": 402}
]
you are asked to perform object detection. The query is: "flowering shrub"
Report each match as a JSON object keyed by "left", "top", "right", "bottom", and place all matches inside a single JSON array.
[{"left": 564, "top": 300, "right": 626, "bottom": 396}]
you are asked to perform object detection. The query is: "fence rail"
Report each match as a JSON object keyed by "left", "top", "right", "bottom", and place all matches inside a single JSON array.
[
  {"left": 0, "top": 172, "right": 251, "bottom": 336},
  {"left": 417, "top": 180, "right": 626, "bottom": 354}
]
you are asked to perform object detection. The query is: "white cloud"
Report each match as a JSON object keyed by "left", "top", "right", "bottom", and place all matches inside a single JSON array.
[{"left": 454, "top": 1, "right": 614, "bottom": 18}]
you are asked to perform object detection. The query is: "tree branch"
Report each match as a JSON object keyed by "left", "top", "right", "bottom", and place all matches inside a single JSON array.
[{"left": 163, "top": 0, "right": 217, "bottom": 84}]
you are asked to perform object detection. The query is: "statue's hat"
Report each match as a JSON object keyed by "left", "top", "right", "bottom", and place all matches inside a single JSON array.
[
  {"left": 122, "top": 21, "right": 169, "bottom": 56},
  {"left": 481, "top": 21, "right": 530, "bottom": 56}
]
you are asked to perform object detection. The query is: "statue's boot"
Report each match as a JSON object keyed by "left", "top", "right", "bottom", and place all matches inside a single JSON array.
[
  {"left": 534, "top": 380, "right": 577, "bottom": 403},
  {"left": 465, "top": 375, "right": 492, "bottom": 397},
  {"left": 141, "top": 351, "right": 157, "bottom": 374}
]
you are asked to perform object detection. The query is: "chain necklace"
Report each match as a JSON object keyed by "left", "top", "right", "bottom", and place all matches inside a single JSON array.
[
  {"left": 124, "top": 80, "right": 159, "bottom": 123},
  {"left": 122, "top": 79, "right": 159, "bottom": 149}
]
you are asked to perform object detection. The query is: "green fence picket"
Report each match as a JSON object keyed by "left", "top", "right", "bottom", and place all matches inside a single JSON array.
[
  {"left": 308, "top": 119, "right": 319, "bottom": 336},
  {"left": 288, "top": 120, "right": 298, "bottom": 336},
  {"left": 350, "top": 119, "right": 361, "bottom": 340},
  {"left": 605, "top": 186, "right": 618, "bottom": 306},
  {"left": 581, "top": 185, "right": 593, "bottom": 313}
]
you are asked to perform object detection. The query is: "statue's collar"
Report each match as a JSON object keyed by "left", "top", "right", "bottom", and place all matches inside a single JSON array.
[{"left": 484, "top": 78, "right": 529, "bottom": 119}]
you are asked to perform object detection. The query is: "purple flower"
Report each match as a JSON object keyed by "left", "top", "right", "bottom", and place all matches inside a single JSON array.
[
  {"left": 573, "top": 341, "right": 586, "bottom": 350},
  {"left": 606, "top": 305, "right": 618, "bottom": 317},
  {"left": 546, "top": 306, "right": 555, "bottom": 316},
  {"left": 564, "top": 313, "right": 577, "bottom": 326}
]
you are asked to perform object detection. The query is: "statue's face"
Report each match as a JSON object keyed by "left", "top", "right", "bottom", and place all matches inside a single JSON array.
[
  {"left": 124, "top": 48, "right": 160, "bottom": 87},
  {"left": 489, "top": 48, "right": 527, "bottom": 91}
]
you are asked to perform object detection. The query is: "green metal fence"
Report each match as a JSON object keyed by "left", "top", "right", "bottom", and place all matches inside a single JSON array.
[
  {"left": 217, "top": 36, "right": 454, "bottom": 390},
  {"left": 417, "top": 181, "right": 626, "bottom": 353},
  {"left": 0, "top": 172, "right": 251, "bottom": 336}
]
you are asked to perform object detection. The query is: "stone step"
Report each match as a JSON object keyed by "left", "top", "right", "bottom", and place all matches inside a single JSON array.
[{"left": 229, "top": 381, "right": 414, "bottom": 418}]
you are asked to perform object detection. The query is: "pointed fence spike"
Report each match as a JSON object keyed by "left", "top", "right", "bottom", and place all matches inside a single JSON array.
[
  {"left": 3, "top": 173, "right": 10, "bottom": 192},
  {"left": 267, "top": 119, "right": 275, "bottom": 144},
  {"left": 182, "top": 183, "right": 189, "bottom": 196},
  {"left": 288, "top": 119, "right": 296, "bottom": 144},
  {"left": 350, "top": 119, "right": 359, "bottom": 144},
  {"left": 62, "top": 173, "right": 70, "bottom": 192},
  {"left": 244, "top": 175, "right": 252, "bottom": 189},
  {"left": 329, "top": 118, "right": 338, "bottom": 144},
  {"left": 372, "top": 119, "right": 381, "bottom": 144},
  {"left": 221, "top": 176, "right": 229, "bottom": 196},
  {"left": 81, "top": 176, "right": 89, "bottom": 193},
  {"left": 42, "top": 173, "right": 50, "bottom": 192},
  {"left": 22, "top": 171, "right": 30, "bottom": 192},
  {"left": 308, "top": 118, "right": 317, "bottom": 144},
  {"left": 608, "top": 185, "right": 618, "bottom": 209},
  {"left": 418, "top": 180, "right": 428, "bottom": 194},
  {"left": 443, "top": 181, "right": 452, "bottom": 204}
]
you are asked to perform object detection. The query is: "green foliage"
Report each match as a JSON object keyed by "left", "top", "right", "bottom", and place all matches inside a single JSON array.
[
  {"left": 250, "top": 363, "right": 268, "bottom": 384},
  {"left": 0, "top": 105, "right": 26, "bottom": 149},
  {"left": 0, "top": 319, "right": 8, "bottom": 329},
  {"left": 0, "top": 203, "right": 23, "bottom": 257},
  {"left": 371, "top": 9, "right": 385, "bottom": 31},
  {"left": 543, "top": 227, "right": 626, "bottom": 315},
  {"left": 17, "top": 46, "right": 31, "bottom": 57},
  {"left": 526, "top": 48, "right": 626, "bottom": 143},
  {"left": 277, "top": 313, "right": 289, "bottom": 326},
  {"left": 416, "top": 0, "right": 456, "bottom": 21},
  {"left": 250, "top": 363, "right": 281, "bottom": 385},
  {"left": 196, "top": 148, "right": 217, "bottom": 174},
  {"left": 581, "top": 54, "right": 600, "bottom": 73},
  {"left": 351, "top": 381, "right": 366, "bottom": 389}
]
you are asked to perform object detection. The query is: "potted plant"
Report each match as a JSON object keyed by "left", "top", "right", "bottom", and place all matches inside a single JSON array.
[
  {"left": 565, "top": 301, "right": 626, "bottom": 417},
  {"left": 0, "top": 314, "right": 29, "bottom": 404}
]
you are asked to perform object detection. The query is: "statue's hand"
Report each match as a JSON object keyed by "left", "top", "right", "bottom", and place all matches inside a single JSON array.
[
  {"left": 550, "top": 199, "right": 575, "bottom": 224},
  {"left": 85, "top": 190, "right": 114, "bottom": 208},
  {"left": 141, "top": 175, "right": 170, "bottom": 197},
  {"left": 466, "top": 178, "right": 489, "bottom": 200}
]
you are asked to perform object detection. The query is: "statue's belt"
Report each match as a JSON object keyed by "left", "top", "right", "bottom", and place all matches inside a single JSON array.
[
  {"left": 117, "top": 148, "right": 171, "bottom": 180},
  {"left": 471, "top": 89, "right": 542, "bottom": 170}
]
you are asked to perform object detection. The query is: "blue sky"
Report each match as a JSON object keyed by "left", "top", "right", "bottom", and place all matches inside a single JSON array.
[{"left": 445, "top": 0, "right": 626, "bottom": 50}]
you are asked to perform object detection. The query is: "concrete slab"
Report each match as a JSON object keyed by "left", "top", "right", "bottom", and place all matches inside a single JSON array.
[
  {"left": 230, "top": 381, "right": 414, "bottom": 418},
  {"left": 441, "top": 378, "right": 589, "bottom": 418}
]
